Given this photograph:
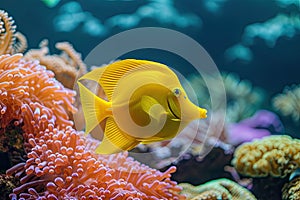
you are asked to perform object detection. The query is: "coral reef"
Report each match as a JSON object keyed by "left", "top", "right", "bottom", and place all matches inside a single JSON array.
[
  {"left": 282, "top": 176, "right": 300, "bottom": 200},
  {"left": 232, "top": 135, "right": 300, "bottom": 178},
  {"left": 180, "top": 178, "right": 256, "bottom": 200},
  {"left": 272, "top": 84, "right": 300, "bottom": 122},
  {"left": 0, "top": 10, "right": 27, "bottom": 55},
  {"left": 24, "top": 39, "right": 87, "bottom": 89}
]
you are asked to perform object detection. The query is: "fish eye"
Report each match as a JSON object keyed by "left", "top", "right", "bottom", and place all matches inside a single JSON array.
[{"left": 173, "top": 88, "right": 181, "bottom": 97}]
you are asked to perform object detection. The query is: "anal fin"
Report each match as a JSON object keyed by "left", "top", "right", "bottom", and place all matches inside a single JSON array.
[{"left": 95, "top": 118, "right": 139, "bottom": 154}]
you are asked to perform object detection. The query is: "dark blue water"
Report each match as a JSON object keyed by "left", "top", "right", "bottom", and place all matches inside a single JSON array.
[{"left": 1, "top": 0, "right": 300, "bottom": 95}]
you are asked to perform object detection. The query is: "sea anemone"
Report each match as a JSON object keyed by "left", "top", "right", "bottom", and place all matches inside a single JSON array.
[
  {"left": 7, "top": 125, "right": 184, "bottom": 199},
  {"left": 0, "top": 54, "right": 77, "bottom": 134}
]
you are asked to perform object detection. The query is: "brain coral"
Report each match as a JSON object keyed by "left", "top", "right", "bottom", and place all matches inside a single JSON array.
[
  {"left": 232, "top": 135, "right": 300, "bottom": 177},
  {"left": 180, "top": 178, "right": 256, "bottom": 200}
]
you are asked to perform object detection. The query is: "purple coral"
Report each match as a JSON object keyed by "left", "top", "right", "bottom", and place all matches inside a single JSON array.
[{"left": 226, "top": 110, "right": 284, "bottom": 146}]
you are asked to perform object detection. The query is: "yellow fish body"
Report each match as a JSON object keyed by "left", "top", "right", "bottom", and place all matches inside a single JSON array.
[{"left": 77, "top": 59, "right": 207, "bottom": 154}]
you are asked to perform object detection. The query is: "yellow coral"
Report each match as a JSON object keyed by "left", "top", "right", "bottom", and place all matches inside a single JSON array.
[
  {"left": 180, "top": 178, "right": 256, "bottom": 200},
  {"left": 232, "top": 135, "right": 300, "bottom": 177},
  {"left": 282, "top": 176, "right": 300, "bottom": 200},
  {"left": 272, "top": 84, "right": 300, "bottom": 122}
]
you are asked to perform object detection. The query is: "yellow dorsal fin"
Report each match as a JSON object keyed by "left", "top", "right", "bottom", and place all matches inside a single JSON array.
[
  {"left": 78, "top": 82, "right": 112, "bottom": 135},
  {"left": 79, "top": 59, "right": 173, "bottom": 101},
  {"left": 95, "top": 118, "right": 139, "bottom": 154},
  {"left": 78, "top": 65, "right": 105, "bottom": 84}
]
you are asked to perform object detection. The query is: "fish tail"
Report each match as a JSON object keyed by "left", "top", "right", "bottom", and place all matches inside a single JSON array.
[{"left": 78, "top": 82, "right": 112, "bottom": 135}]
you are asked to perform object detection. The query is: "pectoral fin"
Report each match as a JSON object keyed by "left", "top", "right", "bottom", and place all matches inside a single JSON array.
[
  {"left": 141, "top": 96, "right": 166, "bottom": 121},
  {"left": 95, "top": 118, "right": 139, "bottom": 154}
]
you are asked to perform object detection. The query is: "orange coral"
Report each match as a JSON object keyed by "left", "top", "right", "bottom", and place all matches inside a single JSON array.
[
  {"left": 0, "top": 54, "right": 76, "bottom": 134},
  {"left": 24, "top": 39, "right": 87, "bottom": 89}
]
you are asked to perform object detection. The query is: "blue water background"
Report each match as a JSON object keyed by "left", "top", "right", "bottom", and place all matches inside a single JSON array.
[{"left": 1, "top": 0, "right": 299, "bottom": 96}]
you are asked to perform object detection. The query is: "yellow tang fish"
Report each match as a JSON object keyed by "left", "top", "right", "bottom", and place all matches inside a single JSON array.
[{"left": 77, "top": 59, "right": 207, "bottom": 154}]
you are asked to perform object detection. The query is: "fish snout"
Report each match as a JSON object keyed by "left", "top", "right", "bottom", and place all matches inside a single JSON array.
[
  {"left": 199, "top": 107, "right": 207, "bottom": 119},
  {"left": 183, "top": 102, "right": 207, "bottom": 122}
]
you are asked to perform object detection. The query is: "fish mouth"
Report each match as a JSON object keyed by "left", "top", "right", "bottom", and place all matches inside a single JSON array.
[{"left": 167, "top": 99, "right": 180, "bottom": 119}]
